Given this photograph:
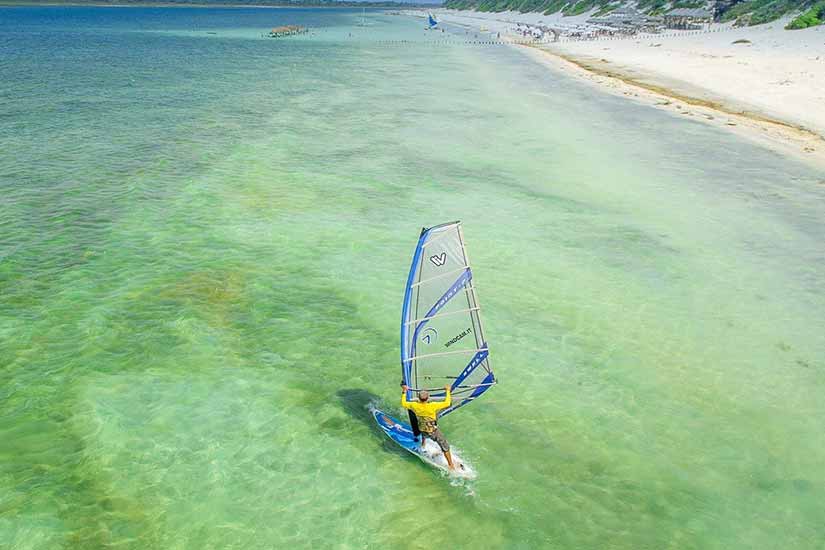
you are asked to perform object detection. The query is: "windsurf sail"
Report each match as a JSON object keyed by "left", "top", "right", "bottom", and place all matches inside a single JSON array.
[
  {"left": 401, "top": 221, "right": 495, "bottom": 418},
  {"left": 428, "top": 14, "right": 438, "bottom": 28}
]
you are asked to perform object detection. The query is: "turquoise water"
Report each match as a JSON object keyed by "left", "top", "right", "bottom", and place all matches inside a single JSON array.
[{"left": 2, "top": 6, "right": 824, "bottom": 549}]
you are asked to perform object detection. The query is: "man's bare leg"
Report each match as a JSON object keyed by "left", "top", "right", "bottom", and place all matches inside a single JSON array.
[{"left": 444, "top": 450, "right": 455, "bottom": 470}]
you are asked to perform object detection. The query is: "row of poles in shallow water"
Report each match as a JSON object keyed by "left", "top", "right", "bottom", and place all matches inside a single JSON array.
[
  {"left": 269, "top": 25, "right": 746, "bottom": 47},
  {"left": 339, "top": 27, "right": 735, "bottom": 47},
  {"left": 373, "top": 40, "right": 543, "bottom": 46}
]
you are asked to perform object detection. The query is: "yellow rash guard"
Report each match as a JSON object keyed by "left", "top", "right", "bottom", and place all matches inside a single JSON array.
[{"left": 401, "top": 388, "right": 451, "bottom": 433}]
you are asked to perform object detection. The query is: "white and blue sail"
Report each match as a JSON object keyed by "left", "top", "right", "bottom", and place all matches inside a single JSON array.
[
  {"left": 428, "top": 13, "right": 438, "bottom": 28},
  {"left": 400, "top": 221, "right": 495, "bottom": 417}
]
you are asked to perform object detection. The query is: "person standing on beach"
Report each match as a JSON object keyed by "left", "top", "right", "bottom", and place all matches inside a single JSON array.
[{"left": 401, "top": 384, "right": 454, "bottom": 470}]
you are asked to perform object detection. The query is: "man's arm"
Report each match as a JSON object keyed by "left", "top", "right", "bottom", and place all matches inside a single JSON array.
[
  {"left": 401, "top": 384, "right": 411, "bottom": 409},
  {"left": 435, "top": 385, "right": 452, "bottom": 411}
]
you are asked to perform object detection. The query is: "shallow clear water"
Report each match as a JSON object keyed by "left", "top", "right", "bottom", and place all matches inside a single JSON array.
[{"left": 1, "top": 7, "right": 824, "bottom": 549}]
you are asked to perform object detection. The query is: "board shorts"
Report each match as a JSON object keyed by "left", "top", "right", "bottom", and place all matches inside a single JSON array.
[{"left": 422, "top": 428, "right": 450, "bottom": 453}]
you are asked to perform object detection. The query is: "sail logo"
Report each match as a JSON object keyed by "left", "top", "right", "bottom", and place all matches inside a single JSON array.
[
  {"left": 422, "top": 327, "right": 438, "bottom": 345},
  {"left": 429, "top": 252, "right": 447, "bottom": 267},
  {"left": 445, "top": 326, "right": 472, "bottom": 348}
]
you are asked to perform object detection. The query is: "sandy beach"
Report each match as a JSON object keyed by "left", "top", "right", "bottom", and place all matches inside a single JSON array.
[{"left": 433, "top": 9, "right": 825, "bottom": 168}]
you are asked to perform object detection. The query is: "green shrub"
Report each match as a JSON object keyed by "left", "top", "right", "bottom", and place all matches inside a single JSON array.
[
  {"left": 720, "top": 0, "right": 814, "bottom": 23},
  {"left": 786, "top": 0, "right": 825, "bottom": 27}
]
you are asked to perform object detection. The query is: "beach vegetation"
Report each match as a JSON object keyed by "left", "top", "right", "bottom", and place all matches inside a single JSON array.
[
  {"left": 446, "top": 0, "right": 818, "bottom": 26},
  {"left": 634, "top": 0, "right": 669, "bottom": 13},
  {"left": 671, "top": 0, "right": 705, "bottom": 8},
  {"left": 720, "top": 0, "right": 816, "bottom": 25},
  {"left": 786, "top": 0, "right": 825, "bottom": 27},
  {"left": 564, "top": 0, "right": 596, "bottom": 15},
  {"left": 563, "top": 1, "right": 587, "bottom": 14},
  {"left": 543, "top": 0, "right": 572, "bottom": 14},
  {"left": 593, "top": 4, "right": 616, "bottom": 16},
  {"left": 513, "top": 0, "right": 563, "bottom": 13}
]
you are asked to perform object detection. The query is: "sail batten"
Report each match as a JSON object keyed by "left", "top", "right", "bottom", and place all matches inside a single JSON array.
[
  {"left": 403, "top": 307, "right": 481, "bottom": 326},
  {"left": 409, "top": 348, "right": 488, "bottom": 361},
  {"left": 400, "top": 222, "right": 495, "bottom": 418},
  {"left": 411, "top": 266, "right": 469, "bottom": 288}
]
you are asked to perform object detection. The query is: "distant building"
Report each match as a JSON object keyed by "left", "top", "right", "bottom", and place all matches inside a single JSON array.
[{"left": 664, "top": 8, "right": 713, "bottom": 29}]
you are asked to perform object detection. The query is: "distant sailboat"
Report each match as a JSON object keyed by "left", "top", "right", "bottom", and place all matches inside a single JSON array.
[{"left": 427, "top": 13, "right": 438, "bottom": 29}]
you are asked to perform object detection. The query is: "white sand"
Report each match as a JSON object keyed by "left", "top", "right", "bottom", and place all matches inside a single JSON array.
[
  {"left": 429, "top": 9, "right": 825, "bottom": 167},
  {"left": 547, "top": 21, "right": 825, "bottom": 134}
]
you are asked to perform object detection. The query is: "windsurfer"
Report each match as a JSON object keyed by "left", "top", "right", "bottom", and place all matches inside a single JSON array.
[{"left": 401, "top": 384, "right": 454, "bottom": 470}]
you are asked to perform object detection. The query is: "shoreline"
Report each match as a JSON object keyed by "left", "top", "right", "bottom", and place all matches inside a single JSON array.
[
  {"left": 433, "top": 9, "right": 825, "bottom": 170},
  {"left": 520, "top": 44, "right": 825, "bottom": 169}
]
